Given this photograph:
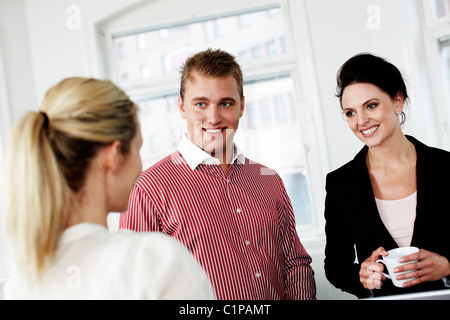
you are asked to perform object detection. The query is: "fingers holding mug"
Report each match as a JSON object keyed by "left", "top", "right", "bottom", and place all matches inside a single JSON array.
[
  {"left": 396, "top": 249, "right": 450, "bottom": 287},
  {"left": 375, "top": 246, "right": 420, "bottom": 288},
  {"left": 360, "top": 247, "right": 388, "bottom": 289},
  {"left": 360, "top": 261, "right": 384, "bottom": 289},
  {"left": 369, "top": 247, "right": 388, "bottom": 262}
]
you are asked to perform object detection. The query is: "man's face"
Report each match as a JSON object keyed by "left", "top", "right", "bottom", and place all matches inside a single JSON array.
[{"left": 178, "top": 71, "right": 245, "bottom": 161}]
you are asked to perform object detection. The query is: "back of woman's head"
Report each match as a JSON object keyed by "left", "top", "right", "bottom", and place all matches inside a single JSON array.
[
  {"left": 4, "top": 77, "right": 137, "bottom": 283},
  {"left": 336, "top": 53, "right": 409, "bottom": 106}
]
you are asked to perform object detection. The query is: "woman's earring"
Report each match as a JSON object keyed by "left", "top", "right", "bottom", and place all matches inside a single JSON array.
[{"left": 399, "top": 111, "right": 406, "bottom": 126}]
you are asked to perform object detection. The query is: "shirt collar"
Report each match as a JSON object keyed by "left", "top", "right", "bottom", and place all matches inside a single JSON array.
[
  {"left": 178, "top": 134, "right": 245, "bottom": 171},
  {"left": 58, "top": 223, "right": 107, "bottom": 246}
]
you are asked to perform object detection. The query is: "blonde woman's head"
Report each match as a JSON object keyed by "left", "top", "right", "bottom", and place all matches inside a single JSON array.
[{"left": 4, "top": 77, "right": 138, "bottom": 284}]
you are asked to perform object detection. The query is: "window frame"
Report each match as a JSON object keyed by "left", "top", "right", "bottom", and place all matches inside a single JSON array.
[
  {"left": 420, "top": 0, "right": 450, "bottom": 149},
  {"left": 98, "top": 0, "right": 329, "bottom": 238},
  {"left": 0, "top": 37, "right": 12, "bottom": 192},
  {"left": 0, "top": 37, "right": 12, "bottom": 279},
  {"left": 421, "top": 0, "right": 450, "bottom": 26}
]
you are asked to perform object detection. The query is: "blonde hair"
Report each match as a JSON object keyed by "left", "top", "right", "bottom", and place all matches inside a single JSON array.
[
  {"left": 179, "top": 48, "right": 244, "bottom": 100},
  {"left": 4, "top": 77, "right": 137, "bottom": 284}
]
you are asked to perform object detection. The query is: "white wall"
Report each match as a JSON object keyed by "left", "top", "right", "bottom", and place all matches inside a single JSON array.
[
  {"left": 23, "top": 0, "right": 146, "bottom": 103},
  {"left": 0, "top": 0, "right": 443, "bottom": 300},
  {"left": 0, "top": 0, "right": 38, "bottom": 292}
]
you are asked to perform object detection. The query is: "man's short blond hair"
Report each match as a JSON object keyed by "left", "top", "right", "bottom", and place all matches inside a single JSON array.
[{"left": 179, "top": 48, "right": 244, "bottom": 100}]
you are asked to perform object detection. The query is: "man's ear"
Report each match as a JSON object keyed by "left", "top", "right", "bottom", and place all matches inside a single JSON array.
[
  {"left": 178, "top": 96, "right": 186, "bottom": 119},
  {"left": 104, "top": 140, "right": 122, "bottom": 174},
  {"left": 240, "top": 96, "right": 245, "bottom": 118}
]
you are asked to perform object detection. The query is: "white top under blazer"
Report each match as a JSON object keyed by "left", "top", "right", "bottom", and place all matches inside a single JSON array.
[{"left": 375, "top": 191, "right": 417, "bottom": 247}]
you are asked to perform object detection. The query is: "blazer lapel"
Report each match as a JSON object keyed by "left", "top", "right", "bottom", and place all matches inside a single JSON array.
[{"left": 407, "top": 136, "right": 427, "bottom": 247}]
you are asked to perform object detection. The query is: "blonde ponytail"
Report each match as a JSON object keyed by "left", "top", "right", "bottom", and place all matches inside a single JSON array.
[
  {"left": 4, "top": 77, "right": 137, "bottom": 284},
  {"left": 5, "top": 112, "right": 69, "bottom": 284}
]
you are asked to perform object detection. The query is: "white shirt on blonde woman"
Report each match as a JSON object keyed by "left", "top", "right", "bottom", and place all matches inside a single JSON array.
[{"left": 3, "top": 223, "right": 215, "bottom": 299}]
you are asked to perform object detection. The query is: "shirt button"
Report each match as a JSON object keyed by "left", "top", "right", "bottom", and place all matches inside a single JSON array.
[
  {"left": 245, "top": 240, "right": 250, "bottom": 246},
  {"left": 255, "top": 273, "right": 261, "bottom": 278},
  {"left": 236, "top": 208, "right": 242, "bottom": 213}
]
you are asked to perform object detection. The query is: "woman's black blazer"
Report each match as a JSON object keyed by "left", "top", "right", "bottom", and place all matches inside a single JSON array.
[{"left": 324, "top": 135, "right": 450, "bottom": 298}]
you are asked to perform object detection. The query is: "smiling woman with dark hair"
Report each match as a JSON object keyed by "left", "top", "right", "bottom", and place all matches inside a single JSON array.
[
  {"left": 324, "top": 53, "right": 450, "bottom": 298},
  {"left": 336, "top": 53, "right": 409, "bottom": 125}
]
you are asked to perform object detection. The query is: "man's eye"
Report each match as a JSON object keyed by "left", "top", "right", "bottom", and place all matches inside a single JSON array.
[
  {"left": 196, "top": 102, "right": 206, "bottom": 108},
  {"left": 221, "top": 102, "right": 231, "bottom": 107}
]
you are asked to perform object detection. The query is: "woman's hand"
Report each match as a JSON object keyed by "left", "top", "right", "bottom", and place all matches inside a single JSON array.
[
  {"left": 359, "top": 247, "right": 388, "bottom": 290},
  {"left": 394, "top": 249, "right": 450, "bottom": 287}
]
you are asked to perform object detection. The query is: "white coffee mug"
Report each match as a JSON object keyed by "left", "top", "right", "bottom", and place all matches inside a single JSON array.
[{"left": 375, "top": 246, "right": 419, "bottom": 288}]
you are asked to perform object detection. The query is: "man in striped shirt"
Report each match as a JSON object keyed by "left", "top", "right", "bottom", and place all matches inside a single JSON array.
[{"left": 120, "top": 48, "right": 316, "bottom": 300}]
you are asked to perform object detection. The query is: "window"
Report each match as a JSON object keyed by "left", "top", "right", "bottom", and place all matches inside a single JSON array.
[
  {"left": 438, "top": 38, "right": 450, "bottom": 129},
  {"left": 0, "top": 39, "right": 11, "bottom": 278},
  {"left": 430, "top": 0, "right": 450, "bottom": 19},
  {"left": 236, "top": 75, "right": 311, "bottom": 225},
  {"left": 110, "top": 6, "right": 289, "bottom": 84},
  {"left": 100, "top": 0, "right": 326, "bottom": 235},
  {"left": 136, "top": 33, "right": 146, "bottom": 51},
  {"left": 421, "top": 0, "right": 450, "bottom": 148}
]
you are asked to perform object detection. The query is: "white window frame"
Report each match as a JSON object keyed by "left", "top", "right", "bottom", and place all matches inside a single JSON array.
[
  {"left": 0, "top": 35, "right": 12, "bottom": 281},
  {"left": 0, "top": 36, "right": 12, "bottom": 193},
  {"left": 420, "top": 0, "right": 450, "bottom": 149},
  {"left": 98, "top": 0, "right": 329, "bottom": 238}
]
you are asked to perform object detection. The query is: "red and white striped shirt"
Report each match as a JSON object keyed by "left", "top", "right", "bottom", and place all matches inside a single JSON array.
[{"left": 119, "top": 136, "right": 316, "bottom": 300}]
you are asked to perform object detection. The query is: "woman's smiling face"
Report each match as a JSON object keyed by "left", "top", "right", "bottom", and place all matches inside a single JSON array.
[{"left": 341, "top": 82, "right": 404, "bottom": 147}]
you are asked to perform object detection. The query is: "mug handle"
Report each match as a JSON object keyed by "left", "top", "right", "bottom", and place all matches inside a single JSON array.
[{"left": 375, "top": 259, "right": 391, "bottom": 279}]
